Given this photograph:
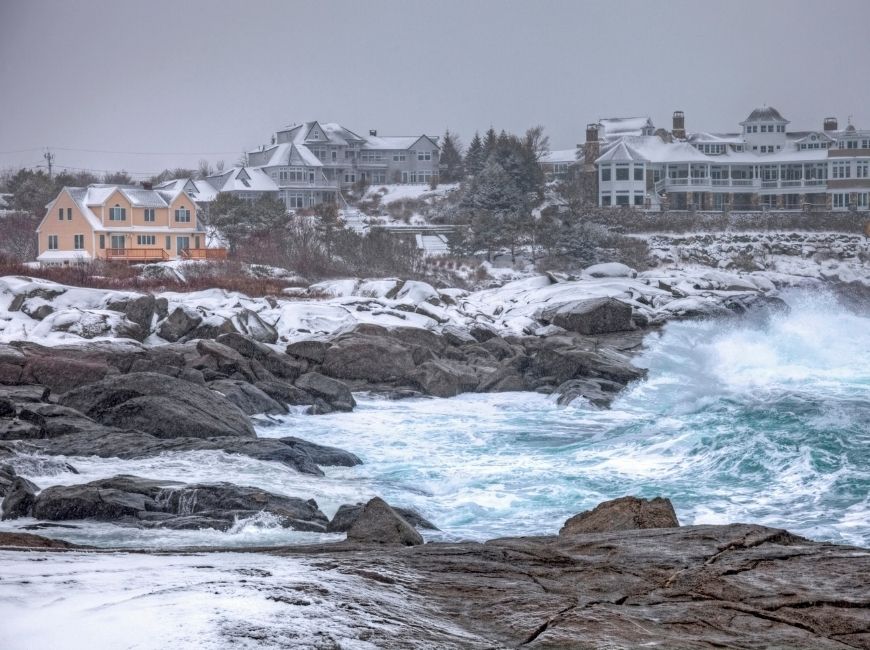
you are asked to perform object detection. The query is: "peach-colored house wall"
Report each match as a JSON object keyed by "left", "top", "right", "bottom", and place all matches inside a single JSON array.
[
  {"left": 36, "top": 188, "right": 204, "bottom": 262},
  {"left": 37, "top": 191, "right": 96, "bottom": 257}
]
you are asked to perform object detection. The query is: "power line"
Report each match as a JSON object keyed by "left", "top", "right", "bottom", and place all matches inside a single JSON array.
[{"left": 0, "top": 146, "right": 240, "bottom": 156}]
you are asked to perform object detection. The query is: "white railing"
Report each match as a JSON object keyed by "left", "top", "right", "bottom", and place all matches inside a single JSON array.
[{"left": 656, "top": 177, "right": 828, "bottom": 190}]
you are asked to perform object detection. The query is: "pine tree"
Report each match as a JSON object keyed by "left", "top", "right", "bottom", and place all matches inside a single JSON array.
[
  {"left": 483, "top": 127, "right": 498, "bottom": 159},
  {"left": 439, "top": 129, "right": 464, "bottom": 182},
  {"left": 464, "top": 132, "right": 484, "bottom": 178}
]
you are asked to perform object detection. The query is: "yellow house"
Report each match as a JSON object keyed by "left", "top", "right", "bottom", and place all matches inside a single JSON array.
[{"left": 36, "top": 185, "right": 220, "bottom": 265}]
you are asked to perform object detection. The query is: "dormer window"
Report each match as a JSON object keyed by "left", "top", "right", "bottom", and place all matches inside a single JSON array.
[
  {"left": 174, "top": 206, "right": 191, "bottom": 222},
  {"left": 109, "top": 204, "right": 126, "bottom": 221}
]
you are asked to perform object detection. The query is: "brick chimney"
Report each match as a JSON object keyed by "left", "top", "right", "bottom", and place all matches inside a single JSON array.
[
  {"left": 584, "top": 123, "right": 600, "bottom": 166},
  {"left": 369, "top": 129, "right": 377, "bottom": 137},
  {"left": 672, "top": 111, "right": 686, "bottom": 140},
  {"left": 824, "top": 117, "right": 838, "bottom": 132}
]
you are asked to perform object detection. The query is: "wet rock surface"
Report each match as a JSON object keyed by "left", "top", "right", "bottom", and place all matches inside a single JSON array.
[{"left": 22, "top": 475, "right": 330, "bottom": 532}]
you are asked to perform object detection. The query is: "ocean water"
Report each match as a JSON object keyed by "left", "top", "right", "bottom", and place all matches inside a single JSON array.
[{"left": 3, "top": 290, "right": 868, "bottom": 548}]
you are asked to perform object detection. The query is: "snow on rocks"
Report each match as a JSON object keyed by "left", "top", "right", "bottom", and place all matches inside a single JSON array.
[
  {"left": 583, "top": 263, "right": 637, "bottom": 279},
  {"left": 1, "top": 250, "right": 855, "bottom": 349}
]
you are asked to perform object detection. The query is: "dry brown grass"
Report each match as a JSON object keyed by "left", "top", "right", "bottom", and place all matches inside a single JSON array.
[{"left": 0, "top": 256, "right": 304, "bottom": 297}]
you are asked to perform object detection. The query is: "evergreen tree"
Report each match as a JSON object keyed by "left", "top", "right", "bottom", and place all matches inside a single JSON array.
[
  {"left": 209, "top": 193, "right": 289, "bottom": 254},
  {"left": 7, "top": 169, "right": 56, "bottom": 218},
  {"left": 439, "top": 129, "right": 464, "bottom": 182},
  {"left": 464, "top": 132, "right": 484, "bottom": 178},
  {"left": 483, "top": 127, "right": 498, "bottom": 159}
]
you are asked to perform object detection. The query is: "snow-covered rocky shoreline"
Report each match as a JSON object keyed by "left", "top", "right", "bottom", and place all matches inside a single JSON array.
[{"left": 3, "top": 251, "right": 865, "bottom": 349}]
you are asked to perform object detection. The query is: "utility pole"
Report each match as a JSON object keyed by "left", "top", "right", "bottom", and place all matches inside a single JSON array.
[{"left": 43, "top": 149, "right": 55, "bottom": 178}]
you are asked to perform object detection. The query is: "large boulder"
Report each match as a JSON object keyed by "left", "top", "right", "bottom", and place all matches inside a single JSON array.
[
  {"left": 294, "top": 373, "right": 355, "bottom": 412},
  {"left": 410, "top": 359, "right": 478, "bottom": 398},
  {"left": 22, "top": 355, "right": 115, "bottom": 394},
  {"left": 59, "top": 372, "right": 255, "bottom": 438},
  {"left": 559, "top": 496, "right": 679, "bottom": 535},
  {"left": 285, "top": 339, "right": 330, "bottom": 364},
  {"left": 31, "top": 475, "right": 330, "bottom": 532},
  {"left": 540, "top": 297, "right": 634, "bottom": 335},
  {"left": 345, "top": 497, "right": 424, "bottom": 546},
  {"left": 156, "top": 306, "right": 202, "bottom": 342},
  {"left": 30, "top": 431, "right": 334, "bottom": 476},
  {"left": 32, "top": 481, "right": 159, "bottom": 521},
  {"left": 276, "top": 437, "right": 362, "bottom": 467},
  {"left": 321, "top": 334, "right": 415, "bottom": 382},
  {"left": 207, "top": 379, "right": 287, "bottom": 416},
  {"left": 328, "top": 502, "right": 437, "bottom": 533},
  {"left": 1, "top": 477, "right": 39, "bottom": 520},
  {"left": 105, "top": 294, "right": 156, "bottom": 329},
  {"left": 231, "top": 309, "right": 278, "bottom": 344}
]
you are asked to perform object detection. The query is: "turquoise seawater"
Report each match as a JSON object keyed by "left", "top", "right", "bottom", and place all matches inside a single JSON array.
[
  {"left": 3, "top": 289, "right": 866, "bottom": 548},
  {"left": 274, "top": 290, "right": 870, "bottom": 546}
]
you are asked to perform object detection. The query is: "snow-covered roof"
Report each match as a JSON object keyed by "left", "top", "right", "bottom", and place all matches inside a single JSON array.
[
  {"left": 540, "top": 148, "right": 580, "bottom": 164},
  {"left": 742, "top": 106, "right": 789, "bottom": 124},
  {"left": 208, "top": 167, "right": 279, "bottom": 193},
  {"left": 37, "top": 250, "right": 93, "bottom": 261},
  {"left": 596, "top": 134, "right": 830, "bottom": 165},
  {"left": 686, "top": 132, "right": 744, "bottom": 145},
  {"left": 155, "top": 178, "right": 219, "bottom": 203}
]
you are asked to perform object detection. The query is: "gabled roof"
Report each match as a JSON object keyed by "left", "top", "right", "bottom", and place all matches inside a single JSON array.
[
  {"left": 741, "top": 106, "right": 789, "bottom": 124},
  {"left": 362, "top": 134, "right": 439, "bottom": 151},
  {"left": 791, "top": 131, "right": 833, "bottom": 144},
  {"left": 206, "top": 167, "right": 278, "bottom": 193}
]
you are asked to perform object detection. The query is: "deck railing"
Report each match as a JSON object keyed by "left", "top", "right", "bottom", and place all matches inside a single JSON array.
[{"left": 106, "top": 248, "right": 169, "bottom": 261}]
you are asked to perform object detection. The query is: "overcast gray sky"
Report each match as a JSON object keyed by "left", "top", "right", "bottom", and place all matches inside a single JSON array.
[{"left": 1, "top": 0, "right": 869, "bottom": 179}]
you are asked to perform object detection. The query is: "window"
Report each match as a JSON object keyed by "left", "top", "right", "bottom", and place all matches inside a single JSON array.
[
  {"left": 67, "top": 207, "right": 72, "bottom": 220},
  {"left": 47, "top": 235, "right": 58, "bottom": 250},
  {"left": 615, "top": 165, "right": 629, "bottom": 181},
  {"left": 601, "top": 167, "right": 611, "bottom": 181},
  {"left": 417, "top": 151, "right": 431, "bottom": 161},
  {"left": 136, "top": 235, "right": 156, "bottom": 245},
  {"left": 99, "top": 235, "right": 105, "bottom": 249},
  {"left": 832, "top": 161, "right": 851, "bottom": 179},
  {"left": 144, "top": 208, "right": 155, "bottom": 222},
  {"left": 174, "top": 207, "right": 191, "bottom": 222},
  {"left": 165, "top": 236, "right": 171, "bottom": 250},
  {"left": 58, "top": 208, "right": 63, "bottom": 221},
  {"left": 633, "top": 194, "right": 644, "bottom": 206},
  {"left": 331, "top": 151, "right": 337, "bottom": 161},
  {"left": 601, "top": 194, "right": 611, "bottom": 206},
  {"left": 392, "top": 153, "right": 406, "bottom": 162},
  {"left": 761, "top": 125, "right": 768, "bottom": 133},
  {"left": 857, "top": 193, "right": 869, "bottom": 209},
  {"left": 286, "top": 193, "right": 304, "bottom": 208},
  {"left": 615, "top": 193, "right": 630, "bottom": 205},
  {"left": 111, "top": 235, "right": 125, "bottom": 249},
  {"left": 109, "top": 205, "right": 126, "bottom": 221},
  {"left": 373, "top": 172, "right": 386, "bottom": 184},
  {"left": 856, "top": 160, "right": 869, "bottom": 178},
  {"left": 73, "top": 234, "right": 84, "bottom": 249},
  {"left": 634, "top": 166, "right": 643, "bottom": 181},
  {"left": 344, "top": 173, "right": 355, "bottom": 183},
  {"left": 176, "top": 236, "right": 190, "bottom": 254},
  {"left": 833, "top": 193, "right": 848, "bottom": 209}
]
